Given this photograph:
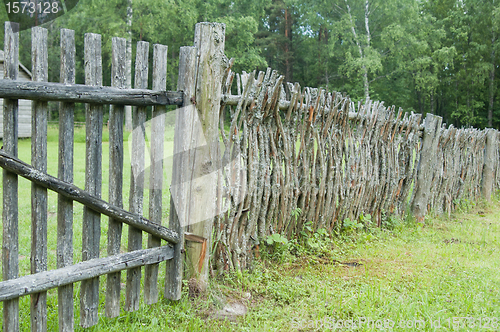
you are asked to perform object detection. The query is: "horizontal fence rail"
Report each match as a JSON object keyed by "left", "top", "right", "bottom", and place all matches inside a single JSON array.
[
  {"left": 0, "top": 150, "right": 180, "bottom": 244},
  {"left": 0, "top": 246, "right": 174, "bottom": 302},
  {"left": 223, "top": 93, "right": 425, "bottom": 132},
  {"left": 0, "top": 79, "right": 183, "bottom": 106}
]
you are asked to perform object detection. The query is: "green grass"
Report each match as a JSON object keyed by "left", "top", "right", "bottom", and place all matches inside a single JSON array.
[
  {"left": 76, "top": 199, "right": 499, "bottom": 332},
  {"left": 1, "top": 126, "right": 500, "bottom": 331}
]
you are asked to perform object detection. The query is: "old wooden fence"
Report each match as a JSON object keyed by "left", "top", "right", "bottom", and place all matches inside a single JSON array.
[
  {"left": 215, "top": 70, "right": 500, "bottom": 272},
  {"left": 0, "top": 21, "right": 214, "bottom": 331},
  {"left": 1, "top": 19, "right": 500, "bottom": 331}
]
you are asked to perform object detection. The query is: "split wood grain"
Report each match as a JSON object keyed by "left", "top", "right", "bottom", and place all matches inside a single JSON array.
[
  {"left": 2, "top": 21, "right": 20, "bottom": 332},
  {"left": 58, "top": 28, "right": 76, "bottom": 332},
  {"left": 31, "top": 26, "right": 49, "bottom": 332}
]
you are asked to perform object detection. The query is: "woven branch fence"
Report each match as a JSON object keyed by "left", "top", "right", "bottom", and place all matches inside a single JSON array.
[{"left": 214, "top": 68, "right": 500, "bottom": 272}]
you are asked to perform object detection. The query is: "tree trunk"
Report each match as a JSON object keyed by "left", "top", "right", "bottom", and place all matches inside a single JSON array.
[
  {"left": 284, "top": 8, "right": 293, "bottom": 83},
  {"left": 488, "top": 31, "right": 496, "bottom": 128},
  {"left": 346, "top": 0, "right": 370, "bottom": 100},
  {"left": 125, "top": 0, "right": 133, "bottom": 131},
  {"left": 363, "top": 0, "right": 371, "bottom": 99},
  {"left": 430, "top": 90, "right": 434, "bottom": 115}
]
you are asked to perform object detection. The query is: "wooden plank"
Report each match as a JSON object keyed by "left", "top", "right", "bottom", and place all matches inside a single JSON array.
[
  {"left": 0, "top": 246, "right": 174, "bottom": 302},
  {"left": 57, "top": 28, "right": 75, "bottom": 332},
  {"left": 481, "top": 129, "right": 498, "bottom": 201},
  {"left": 184, "top": 22, "right": 225, "bottom": 290},
  {"left": 0, "top": 79, "right": 183, "bottom": 106},
  {"left": 106, "top": 36, "right": 126, "bottom": 319},
  {"left": 165, "top": 46, "right": 196, "bottom": 301},
  {"left": 411, "top": 113, "right": 442, "bottom": 223},
  {"left": 81, "top": 32, "right": 103, "bottom": 328},
  {"left": 144, "top": 43, "right": 167, "bottom": 305},
  {"left": 30, "top": 26, "right": 49, "bottom": 332},
  {"left": 2, "top": 21, "right": 20, "bottom": 332},
  {"left": 126, "top": 41, "right": 149, "bottom": 312},
  {"left": 0, "top": 150, "right": 180, "bottom": 243}
]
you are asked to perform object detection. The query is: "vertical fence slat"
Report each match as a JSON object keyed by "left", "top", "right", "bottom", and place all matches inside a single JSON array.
[
  {"left": 411, "top": 113, "right": 442, "bottom": 223},
  {"left": 81, "top": 33, "right": 103, "bottom": 328},
  {"left": 126, "top": 41, "right": 149, "bottom": 312},
  {"left": 57, "top": 28, "right": 75, "bottom": 332},
  {"left": 2, "top": 21, "right": 20, "bottom": 332},
  {"left": 30, "top": 26, "right": 49, "bottom": 332},
  {"left": 165, "top": 46, "right": 196, "bottom": 300},
  {"left": 144, "top": 44, "right": 167, "bottom": 305},
  {"left": 105, "top": 37, "right": 126, "bottom": 318},
  {"left": 481, "top": 129, "right": 497, "bottom": 201}
]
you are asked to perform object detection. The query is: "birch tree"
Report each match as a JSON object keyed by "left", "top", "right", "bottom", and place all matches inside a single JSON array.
[{"left": 125, "top": 0, "right": 133, "bottom": 131}]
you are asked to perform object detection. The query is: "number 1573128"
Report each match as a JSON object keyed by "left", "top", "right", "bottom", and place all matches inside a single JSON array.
[{"left": 6, "top": 1, "right": 60, "bottom": 14}]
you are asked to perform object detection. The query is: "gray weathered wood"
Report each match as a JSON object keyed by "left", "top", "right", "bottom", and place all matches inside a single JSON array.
[
  {"left": 144, "top": 43, "right": 167, "bottom": 305},
  {"left": 0, "top": 246, "right": 174, "bottom": 302},
  {"left": 30, "top": 26, "right": 49, "bottom": 332},
  {"left": 106, "top": 36, "right": 126, "bottom": 319},
  {"left": 81, "top": 33, "right": 103, "bottom": 328},
  {"left": 126, "top": 41, "right": 149, "bottom": 312},
  {"left": 481, "top": 129, "right": 497, "bottom": 201},
  {"left": 0, "top": 79, "right": 183, "bottom": 106},
  {"left": 2, "top": 21, "right": 20, "bottom": 332},
  {"left": 57, "top": 28, "right": 75, "bottom": 332},
  {"left": 411, "top": 113, "right": 442, "bottom": 223},
  {"left": 183, "top": 22, "right": 225, "bottom": 289},
  {"left": 223, "top": 94, "right": 424, "bottom": 132},
  {"left": 0, "top": 150, "right": 180, "bottom": 244},
  {"left": 166, "top": 46, "right": 196, "bottom": 300}
]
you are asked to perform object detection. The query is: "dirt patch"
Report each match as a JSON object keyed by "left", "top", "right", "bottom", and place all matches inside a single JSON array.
[{"left": 211, "top": 301, "right": 248, "bottom": 321}]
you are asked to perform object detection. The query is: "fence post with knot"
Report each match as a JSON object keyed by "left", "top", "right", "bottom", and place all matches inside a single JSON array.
[
  {"left": 411, "top": 113, "right": 442, "bottom": 223},
  {"left": 169, "top": 22, "right": 226, "bottom": 295},
  {"left": 481, "top": 128, "right": 498, "bottom": 201}
]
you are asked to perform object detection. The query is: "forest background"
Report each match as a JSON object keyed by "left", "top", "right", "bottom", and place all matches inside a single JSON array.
[{"left": 0, "top": 0, "right": 499, "bottom": 129}]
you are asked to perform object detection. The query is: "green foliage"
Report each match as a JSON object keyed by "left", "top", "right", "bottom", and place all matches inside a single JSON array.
[
  {"left": 381, "top": 210, "right": 402, "bottom": 230},
  {"left": 265, "top": 233, "right": 288, "bottom": 246},
  {"left": 453, "top": 198, "right": 476, "bottom": 213},
  {"left": 342, "top": 217, "right": 364, "bottom": 232}
]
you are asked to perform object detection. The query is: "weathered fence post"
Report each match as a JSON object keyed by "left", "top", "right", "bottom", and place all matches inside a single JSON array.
[
  {"left": 2, "top": 21, "right": 20, "bottom": 332},
  {"left": 144, "top": 43, "right": 168, "bottom": 305},
  {"left": 166, "top": 46, "right": 196, "bottom": 300},
  {"left": 106, "top": 36, "right": 126, "bottom": 318},
  {"left": 172, "top": 22, "right": 226, "bottom": 291},
  {"left": 126, "top": 41, "right": 149, "bottom": 312},
  {"left": 31, "top": 26, "right": 49, "bottom": 332},
  {"left": 81, "top": 33, "right": 103, "bottom": 328},
  {"left": 481, "top": 129, "right": 498, "bottom": 201},
  {"left": 411, "top": 113, "right": 442, "bottom": 223},
  {"left": 57, "top": 28, "right": 76, "bottom": 332}
]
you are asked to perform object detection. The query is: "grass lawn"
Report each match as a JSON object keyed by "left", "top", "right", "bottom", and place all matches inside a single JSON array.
[
  {"left": 0, "top": 125, "right": 499, "bottom": 331},
  {"left": 88, "top": 199, "right": 500, "bottom": 332}
]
